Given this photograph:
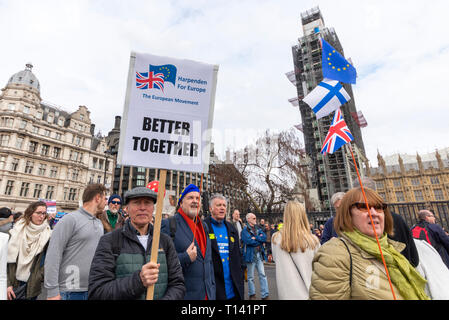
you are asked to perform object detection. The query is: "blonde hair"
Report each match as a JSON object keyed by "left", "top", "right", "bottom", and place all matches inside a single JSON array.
[{"left": 273, "top": 201, "right": 319, "bottom": 253}]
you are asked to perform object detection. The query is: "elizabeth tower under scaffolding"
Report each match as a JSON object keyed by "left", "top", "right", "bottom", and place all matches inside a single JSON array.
[{"left": 290, "top": 7, "right": 367, "bottom": 211}]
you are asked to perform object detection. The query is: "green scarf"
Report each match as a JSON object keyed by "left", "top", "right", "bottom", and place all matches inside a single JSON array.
[
  {"left": 343, "top": 229, "right": 429, "bottom": 300},
  {"left": 107, "top": 210, "right": 119, "bottom": 229}
]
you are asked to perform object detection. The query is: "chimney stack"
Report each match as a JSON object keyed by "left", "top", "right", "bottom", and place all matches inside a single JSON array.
[{"left": 114, "top": 116, "right": 121, "bottom": 130}]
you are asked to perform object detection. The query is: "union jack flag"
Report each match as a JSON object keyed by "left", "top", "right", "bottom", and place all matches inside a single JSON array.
[
  {"left": 320, "top": 108, "right": 354, "bottom": 155},
  {"left": 136, "top": 71, "right": 165, "bottom": 91}
]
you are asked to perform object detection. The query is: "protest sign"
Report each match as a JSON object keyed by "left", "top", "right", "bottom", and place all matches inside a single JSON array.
[{"left": 117, "top": 52, "right": 218, "bottom": 173}]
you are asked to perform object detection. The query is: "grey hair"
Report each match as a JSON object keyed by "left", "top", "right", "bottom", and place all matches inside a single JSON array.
[
  {"left": 331, "top": 192, "right": 345, "bottom": 205},
  {"left": 209, "top": 194, "right": 227, "bottom": 208},
  {"left": 246, "top": 212, "right": 255, "bottom": 220},
  {"left": 418, "top": 210, "right": 432, "bottom": 221}
]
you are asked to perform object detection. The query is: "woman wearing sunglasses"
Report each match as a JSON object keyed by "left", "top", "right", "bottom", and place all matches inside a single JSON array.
[
  {"left": 6, "top": 201, "right": 52, "bottom": 300},
  {"left": 309, "top": 187, "right": 429, "bottom": 300}
]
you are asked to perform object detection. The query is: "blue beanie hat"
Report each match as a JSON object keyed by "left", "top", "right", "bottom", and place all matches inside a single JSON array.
[
  {"left": 178, "top": 184, "right": 200, "bottom": 206},
  {"left": 108, "top": 194, "right": 122, "bottom": 205}
]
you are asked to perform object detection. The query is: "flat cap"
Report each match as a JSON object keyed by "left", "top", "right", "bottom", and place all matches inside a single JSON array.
[{"left": 124, "top": 187, "right": 157, "bottom": 204}]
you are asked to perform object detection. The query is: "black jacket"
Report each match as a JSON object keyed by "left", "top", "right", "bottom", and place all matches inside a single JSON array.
[
  {"left": 412, "top": 220, "right": 449, "bottom": 269},
  {"left": 390, "top": 212, "right": 419, "bottom": 267},
  {"left": 204, "top": 216, "right": 244, "bottom": 300},
  {"left": 88, "top": 220, "right": 185, "bottom": 300}
]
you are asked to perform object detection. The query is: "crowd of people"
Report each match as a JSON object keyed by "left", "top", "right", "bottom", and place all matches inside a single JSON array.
[{"left": 1, "top": 178, "right": 449, "bottom": 301}]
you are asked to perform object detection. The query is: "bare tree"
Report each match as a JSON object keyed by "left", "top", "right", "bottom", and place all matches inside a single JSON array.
[{"left": 233, "top": 129, "right": 312, "bottom": 213}]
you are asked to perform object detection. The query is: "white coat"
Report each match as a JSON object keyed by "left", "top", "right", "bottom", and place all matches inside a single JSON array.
[
  {"left": 0, "top": 232, "right": 8, "bottom": 300},
  {"left": 271, "top": 232, "right": 320, "bottom": 300},
  {"left": 414, "top": 239, "right": 449, "bottom": 300}
]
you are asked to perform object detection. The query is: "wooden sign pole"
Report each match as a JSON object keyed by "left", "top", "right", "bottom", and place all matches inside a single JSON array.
[{"left": 146, "top": 169, "right": 167, "bottom": 300}]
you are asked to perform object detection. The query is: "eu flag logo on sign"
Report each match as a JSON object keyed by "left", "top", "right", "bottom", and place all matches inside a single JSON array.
[
  {"left": 321, "top": 38, "right": 357, "bottom": 84},
  {"left": 150, "top": 64, "right": 177, "bottom": 86},
  {"left": 136, "top": 64, "right": 177, "bottom": 92}
]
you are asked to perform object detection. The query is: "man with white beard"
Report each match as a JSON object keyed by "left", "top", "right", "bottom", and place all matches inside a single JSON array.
[
  {"left": 161, "top": 184, "right": 216, "bottom": 300},
  {"left": 98, "top": 194, "right": 125, "bottom": 233}
]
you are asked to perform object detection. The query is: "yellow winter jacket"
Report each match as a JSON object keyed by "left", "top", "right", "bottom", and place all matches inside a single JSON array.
[{"left": 309, "top": 236, "right": 405, "bottom": 300}]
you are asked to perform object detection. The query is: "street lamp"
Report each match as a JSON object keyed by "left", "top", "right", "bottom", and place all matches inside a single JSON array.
[{"left": 103, "top": 148, "right": 114, "bottom": 190}]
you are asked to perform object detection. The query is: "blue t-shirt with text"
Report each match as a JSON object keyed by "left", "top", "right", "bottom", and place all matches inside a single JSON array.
[{"left": 210, "top": 218, "right": 235, "bottom": 299}]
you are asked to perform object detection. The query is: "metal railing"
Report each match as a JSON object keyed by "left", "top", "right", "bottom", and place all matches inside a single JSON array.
[
  {"left": 247, "top": 201, "right": 449, "bottom": 232},
  {"left": 388, "top": 201, "right": 449, "bottom": 231}
]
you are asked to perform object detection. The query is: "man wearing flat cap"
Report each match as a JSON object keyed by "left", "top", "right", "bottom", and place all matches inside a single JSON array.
[
  {"left": 98, "top": 194, "right": 125, "bottom": 233},
  {"left": 161, "top": 184, "right": 216, "bottom": 300},
  {"left": 88, "top": 186, "right": 185, "bottom": 300}
]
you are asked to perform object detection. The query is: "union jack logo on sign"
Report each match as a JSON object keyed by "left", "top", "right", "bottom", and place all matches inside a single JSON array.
[
  {"left": 136, "top": 71, "right": 165, "bottom": 91},
  {"left": 135, "top": 64, "right": 177, "bottom": 93},
  {"left": 320, "top": 108, "right": 354, "bottom": 155}
]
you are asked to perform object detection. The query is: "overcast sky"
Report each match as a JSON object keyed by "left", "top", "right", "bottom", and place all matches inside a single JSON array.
[{"left": 1, "top": 0, "right": 448, "bottom": 167}]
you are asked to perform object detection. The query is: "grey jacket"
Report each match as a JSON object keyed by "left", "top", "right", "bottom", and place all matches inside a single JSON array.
[
  {"left": 0, "top": 218, "right": 12, "bottom": 234},
  {"left": 44, "top": 207, "right": 104, "bottom": 297}
]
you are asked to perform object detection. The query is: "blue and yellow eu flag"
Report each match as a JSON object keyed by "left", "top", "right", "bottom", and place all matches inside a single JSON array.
[
  {"left": 150, "top": 64, "right": 177, "bottom": 86},
  {"left": 321, "top": 39, "right": 357, "bottom": 84}
]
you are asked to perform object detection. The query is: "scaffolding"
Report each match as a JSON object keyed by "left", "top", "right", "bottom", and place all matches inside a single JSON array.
[
  {"left": 300, "top": 6, "right": 324, "bottom": 26},
  {"left": 290, "top": 7, "right": 367, "bottom": 210}
]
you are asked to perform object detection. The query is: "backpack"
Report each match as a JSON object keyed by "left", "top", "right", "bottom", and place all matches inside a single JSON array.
[{"left": 411, "top": 223, "right": 433, "bottom": 246}]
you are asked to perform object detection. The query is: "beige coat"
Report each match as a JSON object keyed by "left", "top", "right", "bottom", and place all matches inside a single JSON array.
[{"left": 309, "top": 236, "right": 405, "bottom": 300}]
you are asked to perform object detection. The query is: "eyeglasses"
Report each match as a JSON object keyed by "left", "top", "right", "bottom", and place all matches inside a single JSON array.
[
  {"left": 33, "top": 211, "right": 48, "bottom": 216},
  {"left": 351, "top": 202, "right": 387, "bottom": 212},
  {"left": 110, "top": 201, "right": 121, "bottom": 205}
]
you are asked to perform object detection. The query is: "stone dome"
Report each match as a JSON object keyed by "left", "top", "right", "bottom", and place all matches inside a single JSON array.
[{"left": 7, "top": 63, "right": 40, "bottom": 91}]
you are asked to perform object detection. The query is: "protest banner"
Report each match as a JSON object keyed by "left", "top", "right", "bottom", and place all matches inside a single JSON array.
[
  {"left": 117, "top": 52, "right": 218, "bottom": 299},
  {"left": 117, "top": 52, "right": 218, "bottom": 174},
  {"left": 39, "top": 198, "right": 56, "bottom": 215}
]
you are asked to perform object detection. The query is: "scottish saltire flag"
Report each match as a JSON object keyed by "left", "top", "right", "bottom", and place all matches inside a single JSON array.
[
  {"left": 136, "top": 71, "right": 164, "bottom": 90},
  {"left": 321, "top": 38, "right": 357, "bottom": 84},
  {"left": 150, "top": 64, "right": 177, "bottom": 86},
  {"left": 303, "top": 79, "right": 351, "bottom": 119},
  {"left": 320, "top": 108, "right": 354, "bottom": 155}
]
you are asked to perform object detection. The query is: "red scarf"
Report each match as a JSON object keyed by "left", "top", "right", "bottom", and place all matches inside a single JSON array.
[{"left": 178, "top": 208, "right": 207, "bottom": 258}]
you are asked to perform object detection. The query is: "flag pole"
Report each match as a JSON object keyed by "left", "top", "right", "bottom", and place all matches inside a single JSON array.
[
  {"left": 348, "top": 144, "right": 397, "bottom": 300},
  {"left": 146, "top": 169, "right": 167, "bottom": 300}
]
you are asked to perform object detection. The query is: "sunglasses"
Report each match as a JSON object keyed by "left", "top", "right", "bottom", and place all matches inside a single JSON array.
[
  {"left": 351, "top": 202, "right": 387, "bottom": 212},
  {"left": 110, "top": 201, "right": 121, "bottom": 205}
]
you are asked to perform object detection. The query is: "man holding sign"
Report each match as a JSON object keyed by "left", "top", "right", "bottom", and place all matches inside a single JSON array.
[
  {"left": 117, "top": 52, "right": 218, "bottom": 300},
  {"left": 88, "top": 187, "right": 185, "bottom": 300}
]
